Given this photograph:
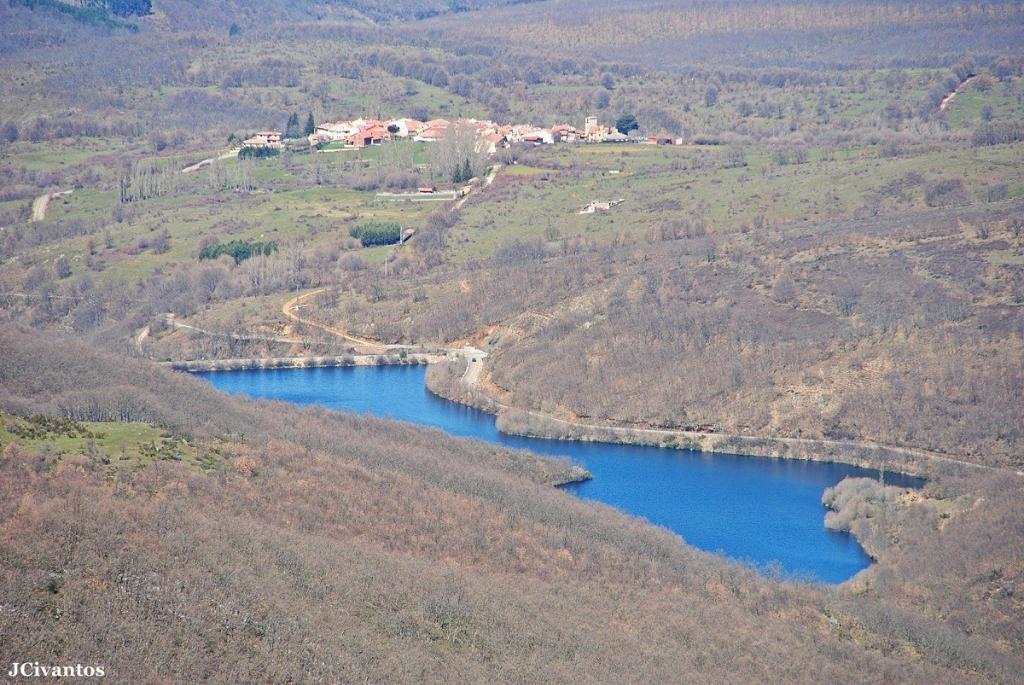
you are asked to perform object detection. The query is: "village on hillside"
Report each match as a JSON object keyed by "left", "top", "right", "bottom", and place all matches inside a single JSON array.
[{"left": 242, "top": 114, "right": 681, "bottom": 154}]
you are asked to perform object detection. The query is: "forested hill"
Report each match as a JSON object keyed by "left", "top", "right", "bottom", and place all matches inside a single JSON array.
[
  {"left": 414, "top": 0, "right": 1024, "bottom": 69},
  {"left": 83, "top": 0, "right": 151, "bottom": 17},
  {"left": 310, "top": 0, "right": 547, "bottom": 22},
  {"left": 7, "top": 0, "right": 151, "bottom": 29},
  {"left": 8, "top": 0, "right": 1022, "bottom": 66},
  {"left": 8, "top": 0, "right": 548, "bottom": 28}
]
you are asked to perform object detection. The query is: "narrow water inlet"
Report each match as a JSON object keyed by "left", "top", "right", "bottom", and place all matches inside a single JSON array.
[{"left": 197, "top": 364, "right": 922, "bottom": 584}]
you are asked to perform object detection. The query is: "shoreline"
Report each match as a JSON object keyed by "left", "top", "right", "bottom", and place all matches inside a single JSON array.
[
  {"left": 165, "top": 352, "right": 594, "bottom": 489},
  {"left": 162, "top": 352, "right": 445, "bottom": 372},
  {"left": 164, "top": 353, "right": 1000, "bottom": 480},
  {"left": 425, "top": 383, "right": 927, "bottom": 480},
  {"left": 422, "top": 362, "right": 994, "bottom": 481},
  {"left": 170, "top": 353, "right": 956, "bottom": 585},
  {"left": 551, "top": 467, "right": 594, "bottom": 487}
]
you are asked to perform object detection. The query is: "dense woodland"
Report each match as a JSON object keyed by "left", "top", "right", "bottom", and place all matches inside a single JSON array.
[
  {"left": 306, "top": 194, "right": 1024, "bottom": 466},
  {"left": 1, "top": 1, "right": 1023, "bottom": 681}
]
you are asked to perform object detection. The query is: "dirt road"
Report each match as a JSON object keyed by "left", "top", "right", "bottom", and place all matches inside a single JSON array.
[
  {"left": 282, "top": 289, "right": 393, "bottom": 348},
  {"left": 455, "top": 164, "right": 501, "bottom": 209},
  {"left": 181, "top": 148, "right": 240, "bottom": 174},
  {"left": 939, "top": 75, "right": 977, "bottom": 111},
  {"left": 281, "top": 288, "right": 485, "bottom": 360},
  {"left": 168, "top": 314, "right": 310, "bottom": 345},
  {"left": 30, "top": 190, "right": 72, "bottom": 222}
]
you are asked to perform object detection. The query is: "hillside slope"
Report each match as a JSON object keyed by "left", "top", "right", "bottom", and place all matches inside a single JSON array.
[
  {"left": 8, "top": 0, "right": 547, "bottom": 29},
  {"left": 1, "top": 328, "right": 1022, "bottom": 683}
]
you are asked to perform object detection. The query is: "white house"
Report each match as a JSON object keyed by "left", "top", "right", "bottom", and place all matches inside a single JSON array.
[
  {"left": 315, "top": 121, "right": 359, "bottom": 142},
  {"left": 386, "top": 118, "right": 426, "bottom": 137},
  {"left": 243, "top": 131, "right": 282, "bottom": 148},
  {"left": 509, "top": 126, "right": 553, "bottom": 145}
]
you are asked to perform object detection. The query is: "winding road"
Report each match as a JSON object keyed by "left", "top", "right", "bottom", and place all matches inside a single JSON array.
[{"left": 281, "top": 288, "right": 486, "bottom": 362}]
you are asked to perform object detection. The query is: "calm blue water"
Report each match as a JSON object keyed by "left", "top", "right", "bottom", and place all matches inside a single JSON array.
[{"left": 198, "top": 364, "right": 920, "bottom": 583}]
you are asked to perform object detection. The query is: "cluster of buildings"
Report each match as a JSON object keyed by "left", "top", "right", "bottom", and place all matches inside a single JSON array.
[
  {"left": 242, "top": 115, "right": 678, "bottom": 154},
  {"left": 312, "top": 117, "right": 506, "bottom": 153}
]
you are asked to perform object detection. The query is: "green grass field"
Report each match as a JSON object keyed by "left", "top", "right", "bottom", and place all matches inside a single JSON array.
[
  {"left": 0, "top": 412, "right": 219, "bottom": 473},
  {"left": 4, "top": 145, "right": 437, "bottom": 288},
  {"left": 448, "top": 140, "right": 1024, "bottom": 261},
  {"left": 944, "top": 77, "right": 1024, "bottom": 129},
  {"left": 3, "top": 62, "right": 1022, "bottom": 300}
]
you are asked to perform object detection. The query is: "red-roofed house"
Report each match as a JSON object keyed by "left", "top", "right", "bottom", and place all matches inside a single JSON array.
[
  {"left": 551, "top": 124, "right": 579, "bottom": 142},
  {"left": 414, "top": 126, "right": 449, "bottom": 142},
  {"left": 482, "top": 132, "right": 507, "bottom": 154},
  {"left": 387, "top": 118, "right": 426, "bottom": 137},
  {"left": 351, "top": 118, "right": 384, "bottom": 129},
  {"left": 347, "top": 124, "right": 390, "bottom": 147}
]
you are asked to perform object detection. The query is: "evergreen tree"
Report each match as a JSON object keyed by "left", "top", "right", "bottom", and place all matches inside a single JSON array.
[
  {"left": 615, "top": 114, "right": 639, "bottom": 135},
  {"left": 704, "top": 87, "right": 719, "bottom": 108},
  {"left": 284, "top": 112, "right": 301, "bottom": 139},
  {"left": 453, "top": 158, "right": 473, "bottom": 184},
  {"left": 304, "top": 112, "right": 316, "bottom": 136},
  {"left": 107, "top": 0, "right": 152, "bottom": 17}
]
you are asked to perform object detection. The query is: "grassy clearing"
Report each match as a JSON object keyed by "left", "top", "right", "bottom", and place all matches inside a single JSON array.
[
  {"left": 9, "top": 148, "right": 437, "bottom": 287},
  {"left": 944, "top": 77, "right": 1024, "bottom": 129},
  {"left": 7, "top": 134, "right": 1022, "bottom": 288},
  {"left": 0, "top": 412, "right": 219, "bottom": 473},
  {"left": 502, "top": 164, "right": 547, "bottom": 176},
  {"left": 4, "top": 138, "right": 131, "bottom": 174},
  {"left": 448, "top": 141, "right": 1024, "bottom": 261}
]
